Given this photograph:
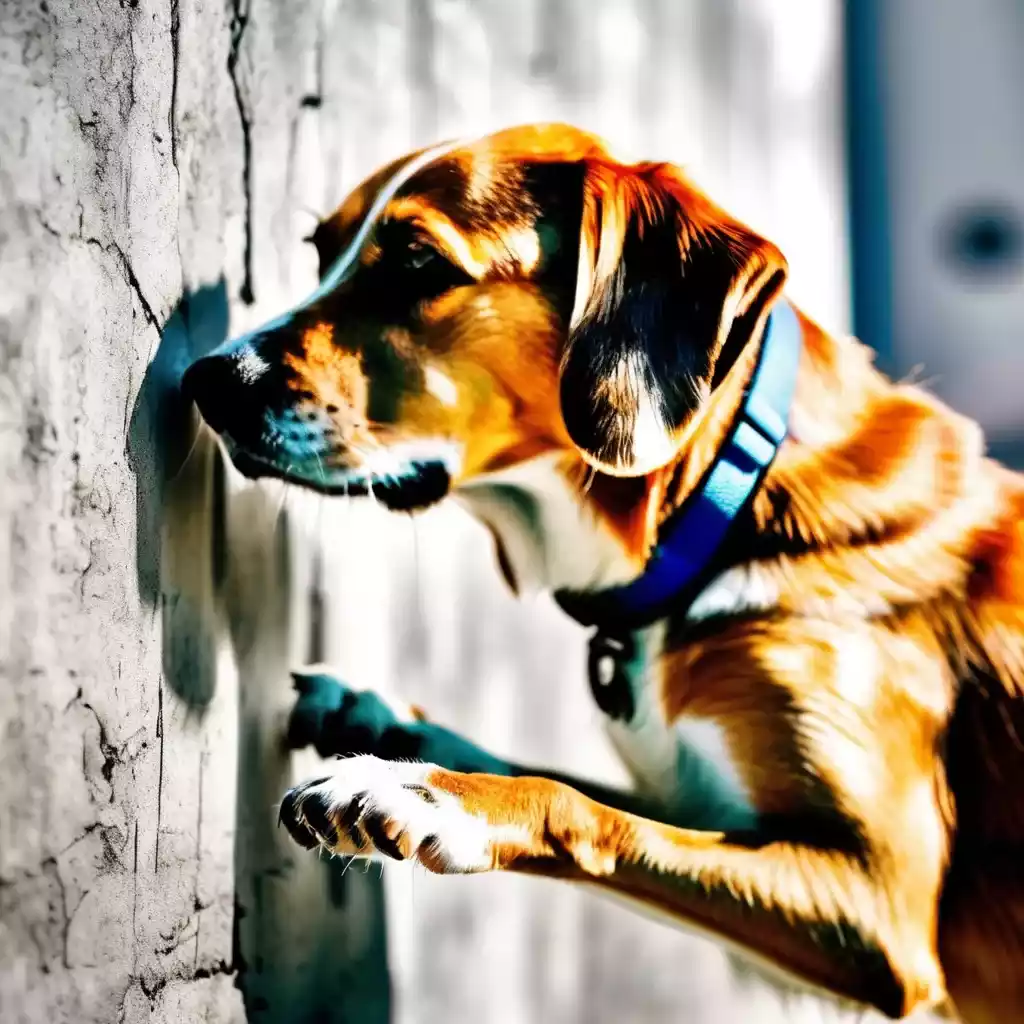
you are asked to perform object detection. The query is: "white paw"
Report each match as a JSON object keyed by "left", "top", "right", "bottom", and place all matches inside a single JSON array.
[{"left": 279, "top": 755, "right": 496, "bottom": 873}]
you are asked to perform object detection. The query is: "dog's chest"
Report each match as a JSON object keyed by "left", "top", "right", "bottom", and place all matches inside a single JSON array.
[{"left": 600, "top": 622, "right": 759, "bottom": 832}]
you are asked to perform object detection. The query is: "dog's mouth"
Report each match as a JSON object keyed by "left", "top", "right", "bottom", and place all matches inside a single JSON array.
[{"left": 224, "top": 441, "right": 454, "bottom": 513}]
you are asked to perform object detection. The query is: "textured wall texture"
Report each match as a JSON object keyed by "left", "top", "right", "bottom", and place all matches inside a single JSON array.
[
  {"left": 0, "top": 2, "right": 873, "bottom": 1023},
  {"left": 1, "top": 0, "right": 246, "bottom": 1019}
]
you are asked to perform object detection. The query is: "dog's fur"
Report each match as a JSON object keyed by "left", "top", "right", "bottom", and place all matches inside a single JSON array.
[{"left": 185, "top": 125, "right": 1024, "bottom": 1021}]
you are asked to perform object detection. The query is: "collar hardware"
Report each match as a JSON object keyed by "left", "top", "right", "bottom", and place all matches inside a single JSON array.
[{"left": 586, "top": 631, "right": 637, "bottom": 722}]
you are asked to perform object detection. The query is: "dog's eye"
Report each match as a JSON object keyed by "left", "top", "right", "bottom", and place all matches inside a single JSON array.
[{"left": 403, "top": 240, "right": 439, "bottom": 271}]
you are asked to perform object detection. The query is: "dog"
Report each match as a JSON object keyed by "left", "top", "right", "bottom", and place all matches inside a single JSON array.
[{"left": 184, "top": 124, "right": 1024, "bottom": 1021}]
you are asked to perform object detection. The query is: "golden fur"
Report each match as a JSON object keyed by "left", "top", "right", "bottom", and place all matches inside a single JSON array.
[{"left": 190, "top": 125, "right": 1024, "bottom": 1021}]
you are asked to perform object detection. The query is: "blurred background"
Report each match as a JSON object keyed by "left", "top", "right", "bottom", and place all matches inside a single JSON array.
[{"left": 1, "top": 1, "right": 1021, "bottom": 1023}]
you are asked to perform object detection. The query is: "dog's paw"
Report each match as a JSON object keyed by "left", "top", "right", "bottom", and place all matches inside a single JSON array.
[
  {"left": 278, "top": 756, "right": 498, "bottom": 874},
  {"left": 286, "top": 667, "right": 516, "bottom": 776},
  {"left": 286, "top": 665, "right": 423, "bottom": 759}
]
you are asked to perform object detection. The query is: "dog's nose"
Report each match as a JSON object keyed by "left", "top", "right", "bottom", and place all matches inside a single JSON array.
[
  {"left": 183, "top": 346, "right": 279, "bottom": 444},
  {"left": 181, "top": 353, "right": 238, "bottom": 434}
]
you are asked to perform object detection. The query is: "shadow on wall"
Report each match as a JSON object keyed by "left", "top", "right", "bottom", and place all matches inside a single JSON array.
[
  {"left": 125, "top": 286, "right": 391, "bottom": 1022},
  {"left": 127, "top": 279, "right": 230, "bottom": 710}
]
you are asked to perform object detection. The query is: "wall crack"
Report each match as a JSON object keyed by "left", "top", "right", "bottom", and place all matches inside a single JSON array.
[
  {"left": 169, "top": 0, "right": 181, "bottom": 178},
  {"left": 227, "top": 0, "right": 255, "bottom": 305},
  {"left": 107, "top": 241, "right": 161, "bottom": 331},
  {"left": 38, "top": 211, "right": 160, "bottom": 332}
]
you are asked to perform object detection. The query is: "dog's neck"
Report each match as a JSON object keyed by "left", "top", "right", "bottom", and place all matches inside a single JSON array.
[
  {"left": 454, "top": 454, "right": 643, "bottom": 596},
  {"left": 454, "top": 309, "right": 892, "bottom": 605}
]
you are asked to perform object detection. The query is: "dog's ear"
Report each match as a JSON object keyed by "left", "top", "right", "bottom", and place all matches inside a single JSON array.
[{"left": 559, "top": 163, "right": 788, "bottom": 477}]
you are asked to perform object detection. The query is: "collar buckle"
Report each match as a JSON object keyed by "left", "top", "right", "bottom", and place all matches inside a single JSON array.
[{"left": 587, "top": 630, "right": 637, "bottom": 723}]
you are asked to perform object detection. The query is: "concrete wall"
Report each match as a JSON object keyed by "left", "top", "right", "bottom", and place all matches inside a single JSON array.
[
  {"left": 2, "top": 0, "right": 245, "bottom": 1019},
  {"left": 1, "top": 2, "right": 857, "bottom": 1022}
]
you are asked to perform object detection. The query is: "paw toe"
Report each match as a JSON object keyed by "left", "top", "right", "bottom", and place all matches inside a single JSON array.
[
  {"left": 336, "top": 791, "right": 368, "bottom": 849},
  {"left": 362, "top": 809, "right": 411, "bottom": 861},
  {"left": 278, "top": 780, "right": 328, "bottom": 849},
  {"left": 298, "top": 789, "right": 343, "bottom": 848}
]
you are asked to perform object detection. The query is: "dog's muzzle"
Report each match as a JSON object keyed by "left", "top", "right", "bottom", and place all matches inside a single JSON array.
[{"left": 183, "top": 346, "right": 454, "bottom": 511}]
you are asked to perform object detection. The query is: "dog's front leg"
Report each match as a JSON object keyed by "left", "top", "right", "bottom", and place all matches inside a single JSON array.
[
  {"left": 286, "top": 667, "right": 683, "bottom": 821},
  {"left": 285, "top": 666, "right": 516, "bottom": 775},
  {"left": 280, "top": 755, "right": 945, "bottom": 1019}
]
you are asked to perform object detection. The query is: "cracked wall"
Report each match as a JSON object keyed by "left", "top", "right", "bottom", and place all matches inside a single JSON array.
[
  {"left": 1, "top": 0, "right": 397, "bottom": 1016},
  {"left": 1, "top": 2, "right": 859, "bottom": 1023},
  {"left": 0, "top": 0, "right": 247, "bottom": 1018}
]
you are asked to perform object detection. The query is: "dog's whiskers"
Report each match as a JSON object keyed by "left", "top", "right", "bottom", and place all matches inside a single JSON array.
[
  {"left": 316, "top": 490, "right": 326, "bottom": 551},
  {"left": 273, "top": 466, "right": 294, "bottom": 525},
  {"left": 581, "top": 463, "right": 597, "bottom": 497},
  {"left": 409, "top": 512, "right": 430, "bottom": 661},
  {"left": 168, "top": 420, "right": 209, "bottom": 485}
]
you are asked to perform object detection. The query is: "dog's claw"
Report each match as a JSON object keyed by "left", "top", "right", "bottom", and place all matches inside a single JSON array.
[{"left": 278, "top": 780, "right": 329, "bottom": 849}]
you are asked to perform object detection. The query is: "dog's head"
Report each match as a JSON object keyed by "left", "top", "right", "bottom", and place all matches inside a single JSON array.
[{"left": 185, "top": 124, "right": 787, "bottom": 512}]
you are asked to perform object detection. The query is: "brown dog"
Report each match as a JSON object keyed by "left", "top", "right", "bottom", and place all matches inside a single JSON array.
[{"left": 184, "top": 125, "right": 1024, "bottom": 1021}]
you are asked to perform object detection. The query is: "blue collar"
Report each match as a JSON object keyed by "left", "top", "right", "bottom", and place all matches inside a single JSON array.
[{"left": 555, "top": 298, "right": 802, "bottom": 636}]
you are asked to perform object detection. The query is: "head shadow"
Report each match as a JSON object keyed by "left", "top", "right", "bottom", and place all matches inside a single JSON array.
[{"left": 127, "top": 278, "right": 231, "bottom": 711}]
